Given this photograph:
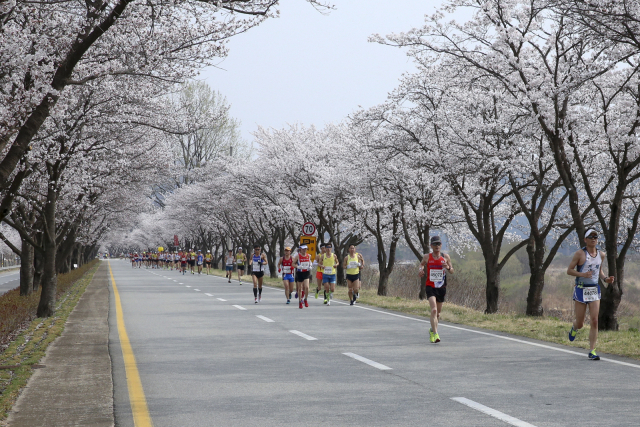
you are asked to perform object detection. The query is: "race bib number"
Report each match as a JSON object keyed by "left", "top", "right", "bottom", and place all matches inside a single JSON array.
[
  {"left": 197, "top": 262, "right": 203, "bottom": 266},
  {"left": 583, "top": 287, "right": 599, "bottom": 302},
  {"left": 253, "top": 262, "right": 260, "bottom": 270},
  {"left": 348, "top": 262, "right": 359, "bottom": 269},
  {"left": 299, "top": 262, "right": 310, "bottom": 270},
  {"left": 429, "top": 269, "right": 444, "bottom": 283},
  {"left": 283, "top": 266, "right": 291, "bottom": 274},
  {"left": 324, "top": 266, "right": 333, "bottom": 275}
]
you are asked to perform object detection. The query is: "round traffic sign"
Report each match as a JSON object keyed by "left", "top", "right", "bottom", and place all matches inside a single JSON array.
[{"left": 302, "top": 222, "right": 316, "bottom": 236}]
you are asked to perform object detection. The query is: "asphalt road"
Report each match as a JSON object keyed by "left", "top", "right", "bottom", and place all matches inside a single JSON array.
[
  {"left": 0, "top": 269, "right": 20, "bottom": 295},
  {"left": 107, "top": 260, "right": 640, "bottom": 427}
]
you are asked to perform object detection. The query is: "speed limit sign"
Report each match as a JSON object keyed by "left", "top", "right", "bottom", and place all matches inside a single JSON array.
[{"left": 302, "top": 222, "right": 316, "bottom": 236}]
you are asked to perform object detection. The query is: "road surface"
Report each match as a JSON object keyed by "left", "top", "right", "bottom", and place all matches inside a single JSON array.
[{"left": 107, "top": 260, "right": 640, "bottom": 427}]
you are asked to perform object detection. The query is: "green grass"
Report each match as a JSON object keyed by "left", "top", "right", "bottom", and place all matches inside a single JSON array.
[
  {"left": 207, "top": 268, "right": 640, "bottom": 361},
  {"left": 0, "top": 260, "right": 100, "bottom": 421}
]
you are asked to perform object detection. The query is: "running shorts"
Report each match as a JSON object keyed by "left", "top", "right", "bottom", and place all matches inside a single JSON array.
[
  {"left": 322, "top": 273, "right": 337, "bottom": 284},
  {"left": 425, "top": 285, "right": 446, "bottom": 302},
  {"left": 225, "top": 265, "right": 233, "bottom": 271},
  {"left": 188, "top": 260, "right": 195, "bottom": 266},
  {"left": 346, "top": 273, "right": 360, "bottom": 282},
  {"left": 283, "top": 273, "right": 294, "bottom": 282},
  {"left": 205, "top": 261, "right": 211, "bottom": 265},
  {"left": 573, "top": 284, "right": 600, "bottom": 304},
  {"left": 237, "top": 265, "right": 245, "bottom": 271},
  {"left": 295, "top": 271, "right": 311, "bottom": 282},
  {"left": 315, "top": 271, "right": 323, "bottom": 280},
  {"left": 252, "top": 271, "right": 264, "bottom": 278}
]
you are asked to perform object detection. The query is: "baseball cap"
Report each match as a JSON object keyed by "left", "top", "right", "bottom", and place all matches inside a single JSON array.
[
  {"left": 285, "top": 247, "right": 291, "bottom": 251},
  {"left": 300, "top": 245, "right": 308, "bottom": 250},
  {"left": 430, "top": 235, "right": 442, "bottom": 244},
  {"left": 585, "top": 229, "right": 598, "bottom": 238}
]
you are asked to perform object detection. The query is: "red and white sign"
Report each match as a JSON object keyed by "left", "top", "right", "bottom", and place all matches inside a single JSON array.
[
  {"left": 174, "top": 235, "right": 179, "bottom": 246},
  {"left": 302, "top": 222, "right": 316, "bottom": 236}
]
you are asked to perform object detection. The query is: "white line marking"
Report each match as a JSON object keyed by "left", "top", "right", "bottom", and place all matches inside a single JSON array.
[
  {"left": 173, "top": 280, "right": 177, "bottom": 282},
  {"left": 204, "top": 293, "right": 213, "bottom": 297},
  {"left": 289, "top": 330, "right": 317, "bottom": 341},
  {"left": 179, "top": 283, "right": 184, "bottom": 285},
  {"left": 185, "top": 286, "right": 191, "bottom": 288},
  {"left": 343, "top": 352, "right": 392, "bottom": 370},
  {"left": 232, "top": 305, "right": 246, "bottom": 310},
  {"left": 330, "top": 301, "right": 640, "bottom": 369},
  {"left": 256, "top": 315, "right": 274, "bottom": 323},
  {"left": 194, "top": 289, "right": 200, "bottom": 292},
  {"left": 217, "top": 298, "right": 226, "bottom": 301},
  {"left": 451, "top": 397, "right": 537, "bottom": 427}
]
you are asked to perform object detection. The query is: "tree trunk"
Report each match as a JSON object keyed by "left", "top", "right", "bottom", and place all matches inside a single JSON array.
[
  {"left": 599, "top": 252, "right": 623, "bottom": 330},
  {"left": 484, "top": 256, "right": 500, "bottom": 314},
  {"left": 419, "top": 274, "right": 427, "bottom": 300},
  {"left": 525, "top": 237, "right": 545, "bottom": 316},
  {"left": 19, "top": 239, "right": 34, "bottom": 296},
  {"left": 37, "top": 185, "right": 57, "bottom": 318},
  {"left": 377, "top": 269, "right": 391, "bottom": 296}
]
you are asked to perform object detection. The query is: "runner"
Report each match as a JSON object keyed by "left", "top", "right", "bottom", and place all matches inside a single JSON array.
[
  {"left": 344, "top": 244, "right": 365, "bottom": 305},
  {"left": 293, "top": 245, "right": 312, "bottom": 309},
  {"left": 235, "top": 247, "right": 246, "bottom": 285},
  {"left": 204, "top": 250, "right": 213, "bottom": 274},
  {"left": 418, "top": 235, "right": 454, "bottom": 344},
  {"left": 225, "top": 250, "right": 234, "bottom": 283},
  {"left": 320, "top": 243, "right": 339, "bottom": 306},
  {"left": 251, "top": 245, "right": 267, "bottom": 303},
  {"left": 196, "top": 250, "right": 204, "bottom": 274},
  {"left": 567, "top": 229, "right": 614, "bottom": 361},
  {"left": 180, "top": 250, "right": 188, "bottom": 275},
  {"left": 278, "top": 247, "right": 295, "bottom": 304},
  {"left": 131, "top": 252, "right": 137, "bottom": 268},
  {"left": 314, "top": 243, "right": 326, "bottom": 300},
  {"left": 189, "top": 248, "right": 197, "bottom": 274}
]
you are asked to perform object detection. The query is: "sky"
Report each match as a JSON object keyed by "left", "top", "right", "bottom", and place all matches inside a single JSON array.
[{"left": 199, "top": 0, "right": 447, "bottom": 143}]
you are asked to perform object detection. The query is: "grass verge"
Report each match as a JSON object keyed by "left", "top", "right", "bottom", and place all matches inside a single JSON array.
[
  {"left": 206, "top": 267, "right": 640, "bottom": 361},
  {"left": 0, "top": 260, "right": 100, "bottom": 421}
]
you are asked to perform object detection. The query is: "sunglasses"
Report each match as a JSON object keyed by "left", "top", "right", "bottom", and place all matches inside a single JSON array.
[
  {"left": 587, "top": 235, "right": 598, "bottom": 239},
  {"left": 431, "top": 243, "right": 441, "bottom": 246}
]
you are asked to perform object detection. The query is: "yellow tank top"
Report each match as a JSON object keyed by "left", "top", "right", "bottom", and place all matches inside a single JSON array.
[
  {"left": 236, "top": 253, "right": 245, "bottom": 265},
  {"left": 346, "top": 254, "right": 360, "bottom": 274},
  {"left": 322, "top": 253, "right": 336, "bottom": 275}
]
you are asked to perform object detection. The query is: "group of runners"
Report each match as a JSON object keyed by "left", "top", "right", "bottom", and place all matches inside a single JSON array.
[
  {"left": 129, "top": 250, "right": 214, "bottom": 275},
  {"left": 127, "top": 229, "right": 610, "bottom": 359}
]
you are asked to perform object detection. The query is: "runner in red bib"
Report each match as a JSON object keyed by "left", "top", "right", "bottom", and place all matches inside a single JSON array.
[
  {"left": 278, "top": 247, "right": 295, "bottom": 304},
  {"left": 294, "top": 246, "right": 312, "bottom": 309},
  {"left": 419, "top": 235, "right": 454, "bottom": 343}
]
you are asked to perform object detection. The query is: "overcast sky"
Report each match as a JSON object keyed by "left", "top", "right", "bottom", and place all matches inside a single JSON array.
[{"left": 199, "top": 0, "right": 446, "bottom": 143}]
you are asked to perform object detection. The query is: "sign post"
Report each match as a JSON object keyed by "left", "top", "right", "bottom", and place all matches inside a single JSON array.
[{"left": 300, "top": 222, "right": 317, "bottom": 261}]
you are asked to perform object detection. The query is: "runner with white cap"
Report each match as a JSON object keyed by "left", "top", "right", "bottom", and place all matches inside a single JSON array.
[
  {"left": 225, "top": 249, "right": 234, "bottom": 282},
  {"left": 567, "top": 229, "right": 614, "bottom": 360},
  {"left": 235, "top": 247, "right": 246, "bottom": 285},
  {"left": 278, "top": 247, "right": 295, "bottom": 304},
  {"left": 204, "top": 250, "right": 212, "bottom": 274},
  {"left": 293, "top": 245, "right": 312, "bottom": 309},
  {"left": 419, "top": 235, "right": 453, "bottom": 343}
]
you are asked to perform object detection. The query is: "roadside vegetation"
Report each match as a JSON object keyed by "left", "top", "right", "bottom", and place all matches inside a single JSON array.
[{"left": 0, "top": 260, "right": 100, "bottom": 421}]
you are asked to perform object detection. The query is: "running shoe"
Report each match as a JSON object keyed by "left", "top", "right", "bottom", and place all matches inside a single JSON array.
[
  {"left": 429, "top": 329, "right": 435, "bottom": 343},
  {"left": 324, "top": 298, "right": 328, "bottom": 305},
  {"left": 350, "top": 300, "right": 354, "bottom": 306},
  {"left": 330, "top": 292, "right": 333, "bottom": 300},
  {"left": 228, "top": 279, "right": 231, "bottom": 283},
  {"left": 259, "top": 296, "right": 262, "bottom": 303},
  {"left": 327, "top": 300, "right": 330, "bottom": 306},
  {"left": 315, "top": 290, "right": 319, "bottom": 299},
  {"left": 255, "top": 298, "right": 258, "bottom": 304},
  {"left": 569, "top": 326, "right": 578, "bottom": 342},
  {"left": 304, "top": 300, "right": 309, "bottom": 308},
  {"left": 299, "top": 300, "right": 303, "bottom": 309},
  {"left": 434, "top": 333, "right": 441, "bottom": 343},
  {"left": 286, "top": 299, "right": 290, "bottom": 304},
  {"left": 588, "top": 350, "right": 600, "bottom": 360},
  {"left": 295, "top": 292, "right": 298, "bottom": 299}
]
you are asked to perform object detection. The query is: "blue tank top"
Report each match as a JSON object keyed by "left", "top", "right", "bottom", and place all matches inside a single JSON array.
[
  {"left": 576, "top": 247, "right": 601, "bottom": 286},
  {"left": 252, "top": 254, "right": 263, "bottom": 272},
  {"left": 197, "top": 254, "right": 204, "bottom": 263}
]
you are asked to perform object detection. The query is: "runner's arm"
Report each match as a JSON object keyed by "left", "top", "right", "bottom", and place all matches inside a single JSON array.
[
  {"left": 444, "top": 254, "right": 454, "bottom": 274},
  {"left": 567, "top": 251, "right": 590, "bottom": 278},
  {"left": 358, "top": 254, "right": 364, "bottom": 268},
  {"left": 599, "top": 251, "right": 614, "bottom": 283},
  {"left": 418, "top": 254, "right": 428, "bottom": 277}
]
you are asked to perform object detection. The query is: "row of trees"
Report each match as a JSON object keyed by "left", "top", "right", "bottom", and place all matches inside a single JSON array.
[
  {"left": 1, "top": 0, "right": 329, "bottom": 317},
  {"left": 112, "top": 0, "right": 640, "bottom": 331}
]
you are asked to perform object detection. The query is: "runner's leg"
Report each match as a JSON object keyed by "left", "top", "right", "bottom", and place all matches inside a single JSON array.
[
  {"left": 587, "top": 300, "right": 600, "bottom": 352},
  {"left": 428, "top": 296, "right": 438, "bottom": 334}
]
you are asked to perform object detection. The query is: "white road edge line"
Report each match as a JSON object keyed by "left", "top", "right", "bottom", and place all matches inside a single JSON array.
[
  {"left": 232, "top": 305, "right": 247, "bottom": 310},
  {"left": 330, "top": 301, "right": 640, "bottom": 369},
  {"left": 289, "top": 330, "right": 317, "bottom": 341},
  {"left": 185, "top": 285, "right": 191, "bottom": 288},
  {"left": 451, "top": 397, "right": 537, "bottom": 427},
  {"left": 343, "top": 352, "right": 392, "bottom": 370},
  {"left": 217, "top": 298, "right": 227, "bottom": 301},
  {"left": 256, "top": 315, "right": 274, "bottom": 323},
  {"left": 194, "top": 289, "right": 200, "bottom": 292},
  {"left": 204, "top": 293, "right": 213, "bottom": 297}
]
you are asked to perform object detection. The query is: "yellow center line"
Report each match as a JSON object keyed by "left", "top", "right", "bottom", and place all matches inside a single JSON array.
[{"left": 108, "top": 261, "right": 154, "bottom": 427}]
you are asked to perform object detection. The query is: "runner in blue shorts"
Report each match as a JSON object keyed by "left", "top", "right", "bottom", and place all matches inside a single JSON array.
[
  {"left": 278, "top": 247, "right": 295, "bottom": 304},
  {"left": 566, "top": 229, "right": 615, "bottom": 361},
  {"left": 320, "top": 243, "right": 339, "bottom": 306}
]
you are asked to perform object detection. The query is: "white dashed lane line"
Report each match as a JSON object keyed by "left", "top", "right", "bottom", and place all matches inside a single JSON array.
[
  {"left": 256, "top": 315, "right": 274, "bottom": 323},
  {"left": 451, "top": 397, "right": 537, "bottom": 427},
  {"left": 343, "top": 352, "right": 392, "bottom": 371},
  {"left": 204, "top": 293, "right": 213, "bottom": 297},
  {"left": 217, "top": 298, "right": 227, "bottom": 302},
  {"left": 289, "top": 330, "right": 317, "bottom": 341},
  {"left": 232, "top": 305, "right": 246, "bottom": 311}
]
